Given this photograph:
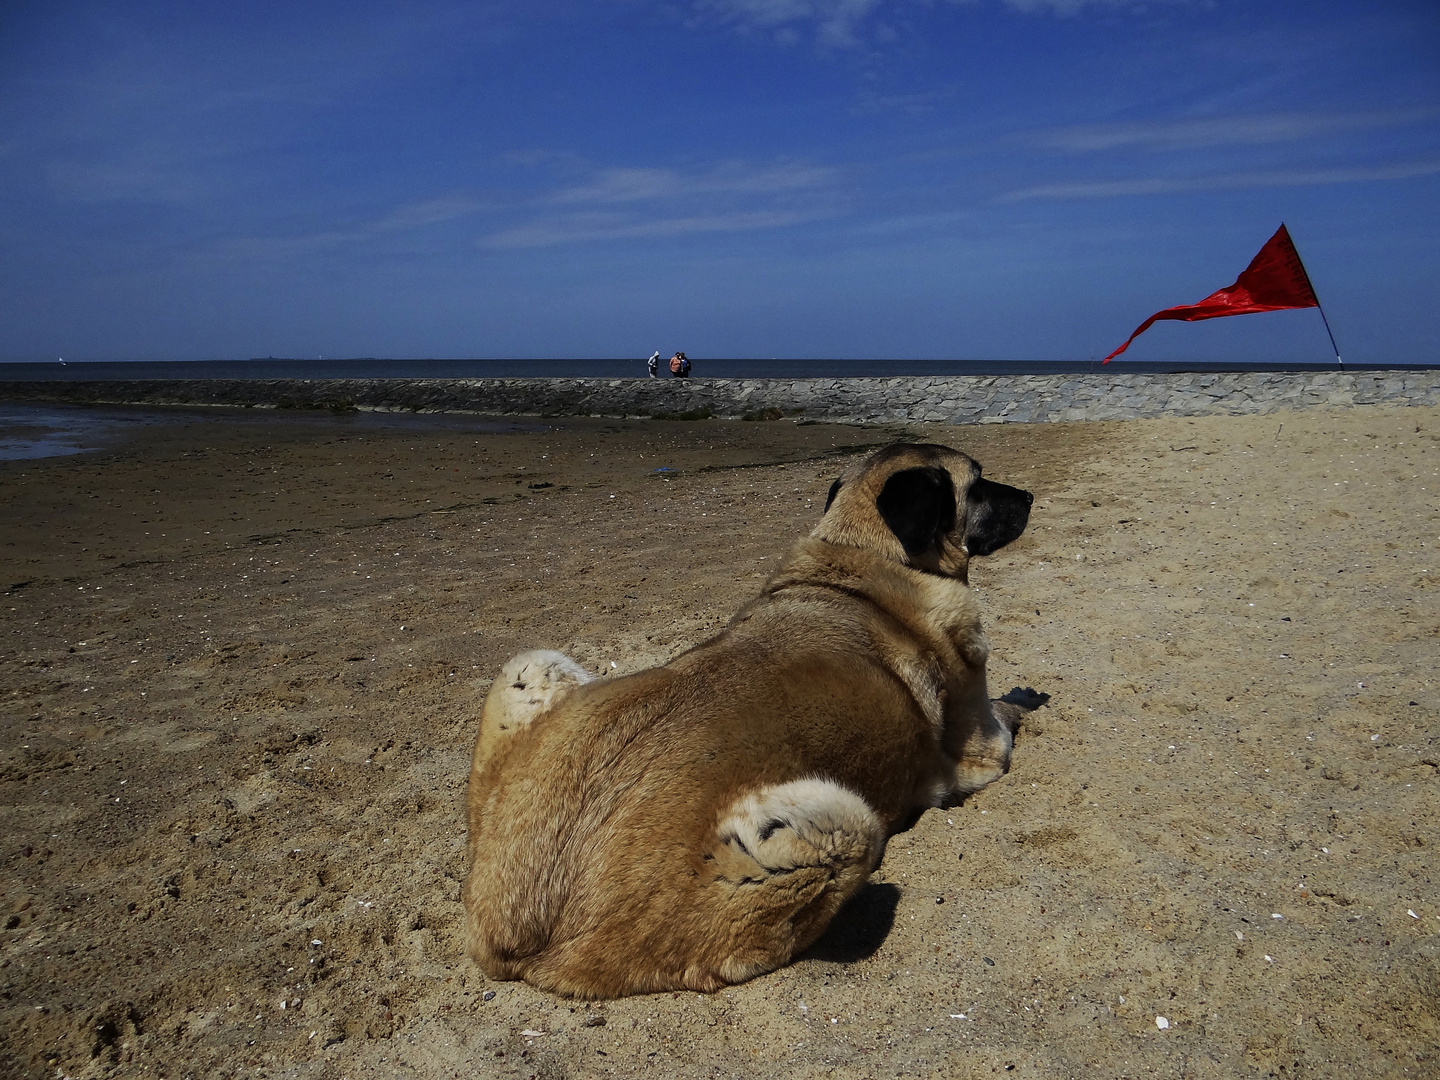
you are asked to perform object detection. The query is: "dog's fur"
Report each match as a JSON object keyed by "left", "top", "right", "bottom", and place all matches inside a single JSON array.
[{"left": 462, "top": 443, "right": 1035, "bottom": 998}]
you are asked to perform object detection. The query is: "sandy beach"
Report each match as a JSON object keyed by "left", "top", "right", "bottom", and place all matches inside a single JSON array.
[{"left": 1, "top": 403, "right": 1436, "bottom": 1079}]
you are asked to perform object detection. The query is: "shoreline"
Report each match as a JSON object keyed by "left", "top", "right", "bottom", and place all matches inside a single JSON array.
[{"left": 2, "top": 368, "right": 1439, "bottom": 425}]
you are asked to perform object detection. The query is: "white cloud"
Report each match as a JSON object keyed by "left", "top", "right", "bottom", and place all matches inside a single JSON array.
[
  {"left": 481, "top": 208, "right": 833, "bottom": 249},
  {"left": 697, "top": 0, "right": 887, "bottom": 47},
  {"left": 480, "top": 158, "right": 844, "bottom": 248},
  {"left": 497, "top": 148, "right": 590, "bottom": 169},
  {"left": 46, "top": 152, "right": 202, "bottom": 204},
  {"left": 1000, "top": 0, "right": 1190, "bottom": 13},
  {"left": 551, "top": 168, "right": 687, "bottom": 204},
  {"left": 996, "top": 158, "right": 1440, "bottom": 202},
  {"left": 219, "top": 195, "right": 491, "bottom": 259},
  {"left": 852, "top": 86, "right": 957, "bottom": 116},
  {"left": 221, "top": 159, "right": 841, "bottom": 257},
  {"left": 1023, "top": 108, "right": 1440, "bottom": 152},
  {"left": 551, "top": 163, "right": 838, "bottom": 204},
  {"left": 371, "top": 197, "right": 492, "bottom": 231},
  {"left": 696, "top": 0, "right": 1195, "bottom": 46}
]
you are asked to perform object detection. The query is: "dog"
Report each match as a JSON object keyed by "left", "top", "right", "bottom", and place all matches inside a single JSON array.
[{"left": 462, "top": 442, "right": 1036, "bottom": 998}]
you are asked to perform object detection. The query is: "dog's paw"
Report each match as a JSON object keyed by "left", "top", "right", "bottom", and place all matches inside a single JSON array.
[
  {"left": 704, "top": 779, "right": 884, "bottom": 980},
  {"left": 714, "top": 779, "right": 883, "bottom": 879},
  {"left": 992, "top": 686, "right": 1049, "bottom": 734},
  {"left": 996, "top": 686, "right": 1049, "bottom": 711}
]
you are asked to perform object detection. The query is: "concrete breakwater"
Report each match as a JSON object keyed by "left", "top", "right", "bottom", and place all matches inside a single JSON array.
[{"left": 3, "top": 369, "right": 1437, "bottom": 425}]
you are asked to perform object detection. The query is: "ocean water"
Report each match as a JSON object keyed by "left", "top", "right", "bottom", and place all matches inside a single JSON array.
[
  {"left": 0, "top": 356, "right": 1402, "bottom": 383},
  {"left": 0, "top": 402, "right": 537, "bottom": 462},
  {"left": 0, "top": 403, "right": 197, "bottom": 461}
]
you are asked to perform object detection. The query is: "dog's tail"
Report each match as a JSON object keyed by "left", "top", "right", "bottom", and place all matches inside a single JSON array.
[
  {"left": 697, "top": 778, "right": 883, "bottom": 987},
  {"left": 473, "top": 650, "right": 592, "bottom": 773}
]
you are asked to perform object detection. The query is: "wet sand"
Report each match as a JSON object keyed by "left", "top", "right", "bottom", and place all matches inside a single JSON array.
[{"left": 1, "top": 404, "right": 1437, "bottom": 1079}]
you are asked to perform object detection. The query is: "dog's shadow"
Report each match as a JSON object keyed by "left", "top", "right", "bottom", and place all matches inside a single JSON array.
[{"left": 800, "top": 882, "right": 901, "bottom": 964}]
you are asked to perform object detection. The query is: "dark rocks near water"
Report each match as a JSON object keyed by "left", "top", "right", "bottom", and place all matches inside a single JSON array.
[{"left": 2, "top": 370, "right": 1437, "bottom": 425}]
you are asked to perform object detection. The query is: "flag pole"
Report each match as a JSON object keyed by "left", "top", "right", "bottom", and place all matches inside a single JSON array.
[
  {"left": 1316, "top": 304, "right": 1342, "bottom": 368},
  {"left": 1284, "top": 222, "right": 1342, "bottom": 367}
]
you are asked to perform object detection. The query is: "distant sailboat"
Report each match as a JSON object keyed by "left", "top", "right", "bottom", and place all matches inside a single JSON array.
[{"left": 57, "top": 357, "right": 66, "bottom": 365}]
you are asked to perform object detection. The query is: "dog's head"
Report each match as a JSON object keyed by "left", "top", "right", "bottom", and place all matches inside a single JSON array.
[{"left": 812, "top": 443, "right": 1032, "bottom": 579}]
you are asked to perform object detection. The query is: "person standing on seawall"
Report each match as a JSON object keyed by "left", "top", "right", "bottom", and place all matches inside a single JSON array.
[
  {"left": 669, "top": 351, "right": 690, "bottom": 378},
  {"left": 647, "top": 351, "right": 660, "bottom": 378}
]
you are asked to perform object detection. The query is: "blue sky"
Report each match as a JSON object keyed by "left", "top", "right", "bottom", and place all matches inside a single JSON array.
[{"left": 1, "top": 0, "right": 1437, "bottom": 362}]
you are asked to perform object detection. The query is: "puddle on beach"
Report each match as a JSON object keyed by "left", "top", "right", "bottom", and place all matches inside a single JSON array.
[
  {"left": 0, "top": 402, "right": 541, "bottom": 461},
  {"left": 0, "top": 404, "right": 160, "bottom": 460}
]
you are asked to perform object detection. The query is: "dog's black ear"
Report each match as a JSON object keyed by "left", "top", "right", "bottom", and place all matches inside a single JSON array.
[
  {"left": 823, "top": 478, "right": 843, "bottom": 514},
  {"left": 964, "top": 478, "right": 1034, "bottom": 557},
  {"left": 876, "top": 467, "right": 956, "bottom": 556}
]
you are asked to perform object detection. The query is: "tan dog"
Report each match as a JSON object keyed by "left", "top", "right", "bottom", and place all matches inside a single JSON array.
[{"left": 462, "top": 443, "right": 1036, "bottom": 998}]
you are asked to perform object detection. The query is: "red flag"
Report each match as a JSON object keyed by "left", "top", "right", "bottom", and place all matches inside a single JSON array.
[{"left": 1104, "top": 224, "right": 1319, "bottom": 362}]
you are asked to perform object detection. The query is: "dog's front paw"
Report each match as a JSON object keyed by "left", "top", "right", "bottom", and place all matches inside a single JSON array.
[
  {"left": 997, "top": 685, "right": 1049, "bottom": 711},
  {"left": 991, "top": 686, "right": 1049, "bottom": 733}
]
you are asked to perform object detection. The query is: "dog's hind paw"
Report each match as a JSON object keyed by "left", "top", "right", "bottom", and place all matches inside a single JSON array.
[
  {"left": 715, "top": 779, "right": 883, "bottom": 879},
  {"left": 703, "top": 779, "right": 884, "bottom": 978}
]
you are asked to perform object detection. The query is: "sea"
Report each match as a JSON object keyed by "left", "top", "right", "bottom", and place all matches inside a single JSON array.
[{"left": 0, "top": 356, "right": 1404, "bottom": 382}]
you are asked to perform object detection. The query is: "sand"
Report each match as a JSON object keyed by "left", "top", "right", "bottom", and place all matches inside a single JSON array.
[{"left": 1, "top": 403, "right": 1436, "bottom": 1080}]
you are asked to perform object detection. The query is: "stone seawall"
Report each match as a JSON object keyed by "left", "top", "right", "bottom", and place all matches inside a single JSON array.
[{"left": 3, "top": 369, "right": 1437, "bottom": 425}]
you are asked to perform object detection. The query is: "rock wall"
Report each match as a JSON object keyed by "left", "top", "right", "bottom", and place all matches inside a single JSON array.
[{"left": 3, "top": 369, "right": 1437, "bottom": 425}]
